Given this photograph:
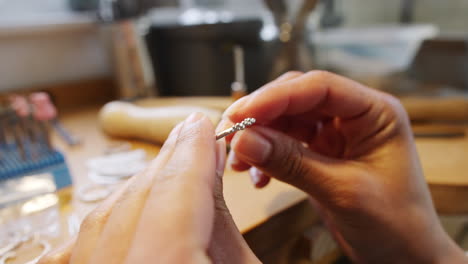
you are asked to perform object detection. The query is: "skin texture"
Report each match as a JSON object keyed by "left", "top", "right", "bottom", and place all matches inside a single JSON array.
[
  {"left": 221, "top": 71, "right": 468, "bottom": 264},
  {"left": 38, "top": 113, "right": 260, "bottom": 264},
  {"left": 38, "top": 71, "right": 467, "bottom": 264}
]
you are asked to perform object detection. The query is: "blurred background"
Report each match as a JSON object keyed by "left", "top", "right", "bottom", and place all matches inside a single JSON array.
[{"left": 1, "top": 0, "right": 467, "bottom": 97}]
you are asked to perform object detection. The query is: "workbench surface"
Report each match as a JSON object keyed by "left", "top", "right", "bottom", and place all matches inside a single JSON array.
[
  {"left": 56, "top": 97, "right": 468, "bottom": 231},
  {"left": 7, "top": 96, "right": 468, "bottom": 263}
]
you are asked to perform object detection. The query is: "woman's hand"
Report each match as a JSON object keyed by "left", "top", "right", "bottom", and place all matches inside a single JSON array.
[
  {"left": 220, "top": 71, "right": 467, "bottom": 264},
  {"left": 39, "top": 113, "right": 259, "bottom": 264}
]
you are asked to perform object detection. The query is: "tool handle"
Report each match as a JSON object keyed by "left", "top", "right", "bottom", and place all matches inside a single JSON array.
[{"left": 401, "top": 97, "right": 468, "bottom": 122}]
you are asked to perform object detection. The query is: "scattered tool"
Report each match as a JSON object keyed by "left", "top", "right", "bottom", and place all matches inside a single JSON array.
[
  {"left": 0, "top": 93, "right": 73, "bottom": 190},
  {"left": 29, "top": 93, "right": 55, "bottom": 150},
  {"left": 29, "top": 92, "right": 81, "bottom": 146},
  {"left": 10, "top": 95, "right": 40, "bottom": 159},
  {"left": 231, "top": 45, "right": 248, "bottom": 100}
]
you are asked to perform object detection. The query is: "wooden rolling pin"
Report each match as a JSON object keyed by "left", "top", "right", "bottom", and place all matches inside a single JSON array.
[
  {"left": 400, "top": 96, "right": 468, "bottom": 122},
  {"left": 99, "top": 101, "right": 222, "bottom": 144},
  {"left": 135, "top": 96, "right": 468, "bottom": 123},
  {"left": 100, "top": 96, "right": 468, "bottom": 144}
]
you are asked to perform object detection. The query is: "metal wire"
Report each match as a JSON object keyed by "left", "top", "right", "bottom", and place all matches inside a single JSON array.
[{"left": 216, "top": 118, "right": 256, "bottom": 140}]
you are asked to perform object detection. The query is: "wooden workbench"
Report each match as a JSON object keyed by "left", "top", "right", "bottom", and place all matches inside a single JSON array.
[
  {"left": 50, "top": 104, "right": 317, "bottom": 263},
  {"left": 7, "top": 96, "right": 468, "bottom": 264}
]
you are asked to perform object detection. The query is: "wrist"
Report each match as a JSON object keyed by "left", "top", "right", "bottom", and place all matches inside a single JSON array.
[{"left": 381, "top": 222, "right": 467, "bottom": 264}]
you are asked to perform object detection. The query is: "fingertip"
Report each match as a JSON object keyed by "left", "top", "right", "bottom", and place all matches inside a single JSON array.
[
  {"left": 186, "top": 112, "right": 214, "bottom": 128},
  {"left": 186, "top": 112, "right": 205, "bottom": 122},
  {"left": 223, "top": 96, "right": 251, "bottom": 121},
  {"left": 255, "top": 176, "right": 271, "bottom": 188},
  {"left": 228, "top": 151, "right": 251, "bottom": 171},
  {"left": 181, "top": 112, "right": 216, "bottom": 141},
  {"left": 249, "top": 167, "right": 271, "bottom": 188}
]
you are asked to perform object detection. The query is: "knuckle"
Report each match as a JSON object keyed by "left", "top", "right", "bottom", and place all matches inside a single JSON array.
[
  {"left": 382, "top": 94, "right": 408, "bottom": 120},
  {"left": 380, "top": 94, "right": 411, "bottom": 131},
  {"left": 174, "top": 121, "right": 211, "bottom": 147},
  {"left": 277, "top": 142, "right": 309, "bottom": 184}
]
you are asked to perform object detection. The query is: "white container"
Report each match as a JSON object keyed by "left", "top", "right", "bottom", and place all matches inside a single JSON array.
[{"left": 312, "top": 24, "right": 439, "bottom": 76}]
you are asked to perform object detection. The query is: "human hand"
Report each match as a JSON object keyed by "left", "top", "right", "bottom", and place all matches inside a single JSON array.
[
  {"left": 220, "top": 71, "right": 467, "bottom": 264},
  {"left": 39, "top": 113, "right": 259, "bottom": 264}
]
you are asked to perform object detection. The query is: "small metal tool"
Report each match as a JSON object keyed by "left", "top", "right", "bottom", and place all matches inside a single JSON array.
[
  {"left": 216, "top": 118, "right": 256, "bottom": 140},
  {"left": 51, "top": 120, "right": 81, "bottom": 146},
  {"left": 231, "top": 45, "right": 247, "bottom": 100},
  {"left": 10, "top": 95, "right": 40, "bottom": 159},
  {"left": 0, "top": 108, "right": 6, "bottom": 145},
  {"left": 0, "top": 106, "right": 7, "bottom": 156},
  {"left": 30, "top": 93, "right": 81, "bottom": 147},
  {"left": 29, "top": 93, "right": 54, "bottom": 151}
]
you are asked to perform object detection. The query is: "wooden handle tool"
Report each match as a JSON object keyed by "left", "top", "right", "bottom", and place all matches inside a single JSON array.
[{"left": 400, "top": 96, "right": 468, "bottom": 122}]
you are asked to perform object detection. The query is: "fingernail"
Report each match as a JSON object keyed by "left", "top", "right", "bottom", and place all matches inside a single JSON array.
[
  {"left": 186, "top": 112, "right": 205, "bottom": 123},
  {"left": 249, "top": 167, "right": 262, "bottom": 185},
  {"left": 216, "top": 139, "right": 227, "bottom": 177},
  {"left": 227, "top": 151, "right": 240, "bottom": 169},
  {"left": 232, "top": 129, "right": 272, "bottom": 165}
]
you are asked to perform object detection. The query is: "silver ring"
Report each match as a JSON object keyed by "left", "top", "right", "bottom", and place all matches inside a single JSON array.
[
  {"left": 77, "top": 184, "right": 114, "bottom": 203},
  {"left": 0, "top": 236, "right": 50, "bottom": 264}
]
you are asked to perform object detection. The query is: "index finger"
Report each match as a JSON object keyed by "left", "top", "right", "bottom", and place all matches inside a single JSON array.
[
  {"left": 125, "top": 113, "right": 217, "bottom": 263},
  {"left": 225, "top": 71, "right": 379, "bottom": 124}
]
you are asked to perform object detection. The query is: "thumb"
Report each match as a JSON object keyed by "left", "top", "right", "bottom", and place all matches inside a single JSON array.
[
  {"left": 208, "top": 139, "right": 260, "bottom": 264},
  {"left": 231, "top": 126, "right": 340, "bottom": 198}
]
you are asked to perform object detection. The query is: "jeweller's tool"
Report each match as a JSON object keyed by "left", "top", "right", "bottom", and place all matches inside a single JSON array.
[
  {"left": 29, "top": 93, "right": 53, "bottom": 151},
  {"left": 231, "top": 45, "right": 247, "bottom": 100},
  {"left": 0, "top": 94, "right": 73, "bottom": 191},
  {"left": 51, "top": 119, "right": 81, "bottom": 146},
  {"left": 10, "top": 95, "right": 39, "bottom": 159},
  {"left": 30, "top": 92, "right": 81, "bottom": 147},
  {"left": 216, "top": 118, "right": 256, "bottom": 140},
  {"left": 0, "top": 107, "right": 7, "bottom": 146},
  {"left": 9, "top": 113, "right": 27, "bottom": 160}
]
